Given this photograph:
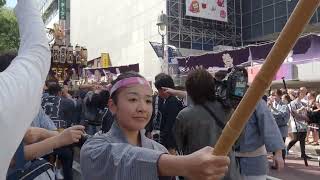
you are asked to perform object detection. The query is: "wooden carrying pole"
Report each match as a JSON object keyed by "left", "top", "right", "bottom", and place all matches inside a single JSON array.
[{"left": 213, "top": 0, "right": 320, "bottom": 156}]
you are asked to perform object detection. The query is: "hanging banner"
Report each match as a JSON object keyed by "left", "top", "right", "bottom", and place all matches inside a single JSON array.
[
  {"left": 101, "top": 53, "right": 111, "bottom": 68},
  {"left": 165, "top": 45, "right": 181, "bottom": 64},
  {"left": 186, "top": 0, "right": 228, "bottom": 22},
  {"left": 149, "top": 41, "right": 164, "bottom": 58},
  {"left": 59, "top": 0, "right": 66, "bottom": 20}
]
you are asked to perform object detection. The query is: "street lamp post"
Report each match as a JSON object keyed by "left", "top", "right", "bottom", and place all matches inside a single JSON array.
[{"left": 156, "top": 11, "right": 168, "bottom": 73}]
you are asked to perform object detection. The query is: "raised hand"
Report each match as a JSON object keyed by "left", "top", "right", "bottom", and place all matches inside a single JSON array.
[{"left": 56, "top": 125, "right": 85, "bottom": 147}]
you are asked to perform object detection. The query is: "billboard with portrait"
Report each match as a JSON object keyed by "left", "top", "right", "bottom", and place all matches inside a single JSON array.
[{"left": 186, "top": 0, "right": 228, "bottom": 22}]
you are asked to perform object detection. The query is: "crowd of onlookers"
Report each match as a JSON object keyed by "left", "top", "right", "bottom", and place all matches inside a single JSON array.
[
  {"left": 267, "top": 87, "right": 319, "bottom": 160},
  {"left": 16, "top": 71, "right": 320, "bottom": 180}
]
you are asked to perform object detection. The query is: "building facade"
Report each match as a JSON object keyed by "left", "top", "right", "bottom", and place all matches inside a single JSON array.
[
  {"left": 69, "top": 0, "right": 166, "bottom": 80},
  {"left": 40, "top": 0, "right": 320, "bottom": 79},
  {"left": 242, "top": 0, "right": 320, "bottom": 42}
]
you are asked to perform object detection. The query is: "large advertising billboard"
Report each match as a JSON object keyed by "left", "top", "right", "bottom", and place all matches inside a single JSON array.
[{"left": 185, "top": 0, "right": 228, "bottom": 22}]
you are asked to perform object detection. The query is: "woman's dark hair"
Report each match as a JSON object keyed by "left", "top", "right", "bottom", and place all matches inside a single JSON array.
[
  {"left": 283, "top": 94, "right": 292, "bottom": 103},
  {"left": 275, "top": 89, "right": 283, "bottom": 97},
  {"left": 185, "top": 69, "right": 215, "bottom": 105},
  {"left": 111, "top": 71, "right": 143, "bottom": 104},
  {"left": 47, "top": 82, "right": 62, "bottom": 95},
  {"left": 0, "top": 51, "right": 17, "bottom": 72},
  {"left": 280, "top": 88, "right": 287, "bottom": 95},
  {"left": 99, "top": 90, "right": 110, "bottom": 108},
  {"left": 86, "top": 90, "right": 110, "bottom": 109},
  {"left": 154, "top": 73, "right": 174, "bottom": 90},
  {"left": 214, "top": 70, "right": 228, "bottom": 81},
  {"left": 308, "top": 91, "right": 317, "bottom": 99}
]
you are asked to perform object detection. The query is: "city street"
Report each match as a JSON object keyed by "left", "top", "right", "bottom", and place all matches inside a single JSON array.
[{"left": 267, "top": 144, "right": 320, "bottom": 180}]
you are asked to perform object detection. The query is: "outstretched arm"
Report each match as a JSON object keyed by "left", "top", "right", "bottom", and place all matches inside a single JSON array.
[
  {"left": 162, "top": 87, "right": 187, "bottom": 99},
  {"left": 0, "top": 0, "right": 51, "bottom": 176},
  {"left": 81, "top": 140, "right": 229, "bottom": 180},
  {"left": 158, "top": 147, "right": 229, "bottom": 179}
]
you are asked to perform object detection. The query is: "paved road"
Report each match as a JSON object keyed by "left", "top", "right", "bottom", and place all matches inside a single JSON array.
[
  {"left": 268, "top": 155, "right": 320, "bottom": 180},
  {"left": 267, "top": 143, "right": 320, "bottom": 180}
]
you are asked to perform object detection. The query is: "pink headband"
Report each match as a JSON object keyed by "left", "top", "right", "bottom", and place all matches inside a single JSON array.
[{"left": 110, "top": 77, "right": 150, "bottom": 96}]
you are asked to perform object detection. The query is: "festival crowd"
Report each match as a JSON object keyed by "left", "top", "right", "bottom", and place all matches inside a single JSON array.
[{"left": 1, "top": 1, "right": 319, "bottom": 180}]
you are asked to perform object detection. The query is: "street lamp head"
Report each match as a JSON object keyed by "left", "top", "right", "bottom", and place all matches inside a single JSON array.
[{"left": 156, "top": 11, "right": 168, "bottom": 31}]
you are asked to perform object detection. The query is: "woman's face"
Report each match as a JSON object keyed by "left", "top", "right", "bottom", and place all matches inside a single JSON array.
[
  {"left": 109, "top": 84, "right": 153, "bottom": 132},
  {"left": 307, "top": 93, "right": 315, "bottom": 101}
]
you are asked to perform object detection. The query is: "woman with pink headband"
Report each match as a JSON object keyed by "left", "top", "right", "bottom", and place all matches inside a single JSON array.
[{"left": 80, "top": 72, "right": 230, "bottom": 180}]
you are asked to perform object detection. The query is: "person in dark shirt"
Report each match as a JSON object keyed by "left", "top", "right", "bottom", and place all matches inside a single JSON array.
[
  {"left": 173, "top": 69, "right": 240, "bottom": 179},
  {"left": 292, "top": 104, "right": 320, "bottom": 126},
  {"left": 145, "top": 94, "right": 164, "bottom": 142},
  {"left": 72, "top": 89, "right": 86, "bottom": 125},
  {"left": 41, "top": 81, "right": 76, "bottom": 180},
  {"left": 42, "top": 82, "right": 76, "bottom": 128},
  {"left": 99, "top": 90, "right": 114, "bottom": 133},
  {"left": 154, "top": 73, "right": 184, "bottom": 154}
]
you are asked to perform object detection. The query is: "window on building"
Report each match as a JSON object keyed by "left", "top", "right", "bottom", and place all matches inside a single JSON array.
[
  {"left": 192, "top": 43, "right": 202, "bottom": 50},
  {"left": 317, "top": 9, "right": 320, "bottom": 23},
  {"left": 275, "top": 17, "right": 287, "bottom": 32},
  {"left": 252, "top": 0, "right": 262, "bottom": 11},
  {"left": 310, "top": 13, "right": 318, "bottom": 24},
  {"left": 181, "top": 41, "right": 191, "bottom": 49},
  {"left": 236, "top": 27, "right": 242, "bottom": 34},
  {"left": 263, "top": 0, "right": 274, "bottom": 6},
  {"left": 169, "top": 41, "right": 180, "bottom": 49},
  {"left": 243, "top": 13, "right": 251, "bottom": 28},
  {"left": 242, "top": 0, "right": 251, "bottom": 14},
  {"left": 252, "top": 23, "right": 263, "bottom": 39},
  {"left": 203, "top": 44, "right": 213, "bottom": 51},
  {"left": 263, "top": 5, "right": 274, "bottom": 21},
  {"left": 252, "top": 9, "right": 262, "bottom": 25},
  {"left": 236, "top": 16, "right": 241, "bottom": 27},
  {"left": 263, "top": 20, "right": 275, "bottom": 35},
  {"left": 235, "top": 0, "right": 241, "bottom": 14},
  {"left": 243, "top": 27, "right": 252, "bottom": 40},
  {"left": 275, "top": 1, "right": 287, "bottom": 18},
  {"left": 288, "top": 0, "right": 299, "bottom": 15}
]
